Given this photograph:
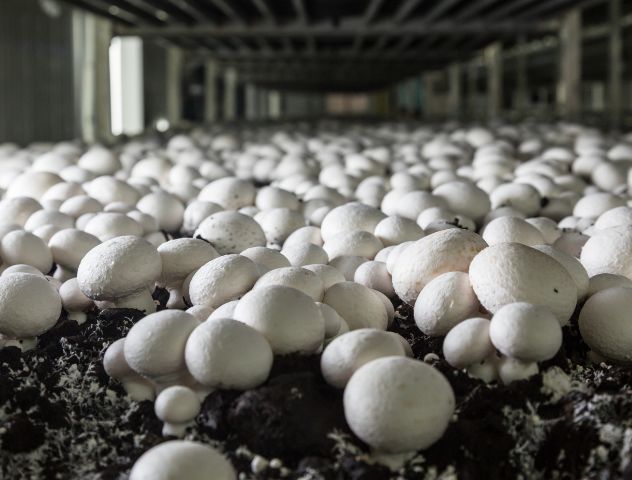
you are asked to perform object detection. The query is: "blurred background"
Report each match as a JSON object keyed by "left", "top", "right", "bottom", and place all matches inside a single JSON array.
[{"left": 0, "top": 0, "right": 630, "bottom": 145}]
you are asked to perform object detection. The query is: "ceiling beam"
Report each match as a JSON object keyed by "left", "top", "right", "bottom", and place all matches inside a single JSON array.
[
  {"left": 114, "top": 20, "right": 556, "bottom": 37},
  {"left": 453, "top": 0, "right": 496, "bottom": 21},
  {"left": 251, "top": 0, "right": 276, "bottom": 24},
  {"left": 393, "top": 0, "right": 423, "bottom": 24},
  {"left": 58, "top": 0, "right": 137, "bottom": 26},
  {"left": 206, "top": 0, "right": 245, "bottom": 25},
  {"left": 486, "top": 0, "right": 540, "bottom": 21},
  {"left": 422, "top": 0, "right": 462, "bottom": 23}
]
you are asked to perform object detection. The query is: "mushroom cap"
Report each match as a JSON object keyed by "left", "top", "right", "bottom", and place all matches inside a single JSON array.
[
  {"left": 489, "top": 302, "right": 562, "bottom": 362},
  {"left": 78, "top": 147, "right": 122, "bottom": 175},
  {"left": 578, "top": 286, "right": 632, "bottom": 364},
  {"left": 137, "top": 191, "right": 185, "bottom": 233},
  {"left": 129, "top": 440, "right": 236, "bottom": 480},
  {"left": 392, "top": 229, "right": 487, "bottom": 305},
  {"left": 414, "top": 271, "right": 480, "bottom": 336},
  {"left": 321, "top": 329, "right": 408, "bottom": 388},
  {"left": 48, "top": 229, "right": 100, "bottom": 271},
  {"left": 0, "top": 272, "right": 61, "bottom": 338},
  {"left": 233, "top": 285, "right": 325, "bottom": 354},
  {"left": 573, "top": 192, "right": 626, "bottom": 219},
  {"left": 59, "top": 277, "right": 92, "bottom": 312},
  {"left": 442, "top": 317, "right": 494, "bottom": 369},
  {"left": 373, "top": 215, "right": 424, "bottom": 247},
  {"left": 255, "top": 186, "right": 300, "bottom": 210},
  {"left": 482, "top": 216, "right": 546, "bottom": 246},
  {"left": 198, "top": 177, "right": 256, "bottom": 210},
  {"left": 124, "top": 310, "right": 200, "bottom": 380},
  {"left": 188, "top": 254, "right": 259, "bottom": 308},
  {"left": 241, "top": 246, "right": 291, "bottom": 273},
  {"left": 194, "top": 211, "right": 266, "bottom": 254},
  {"left": 281, "top": 242, "right": 329, "bottom": 267},
  {"left": 77, "top": 235, "right": 162, "bottom": 301},
  {"left": 24, "top": 209, "right": 75, "bottom": 232},
  {"left": 254, "top": 266, "right": 324, "bottom": 301},
  {"left": 587, "top": 273, "right": 632, "bottom": 297},
  {"left": 157, "top": 238, "right": 219, "bottom": 287},
  {"left": 316, "top": 301, "right": 346, "bottom": 338},
  {"left": 84, "top": 176, "right": 140, "bottom": 206},
  {"left": 580, "top": 226, "right": 632, "bottom": 279},
  {"left": 525, "top": 217, "right": 562, "bottom": 244},
  {"left": 154, "top": 386, "right": 201, "bottom": 424},
  {"left": 283, "top": 225, "right": 323, "bottom": 248},
  {"left": 59, "top": 195, "right": 103, "bottom": 218},
  {"left": 6, "top": 171, "right": 62, "bottom": 200},
  {"left": 0, "top": 197, "right": 42, "bottom": 226},
  {"left": 344, "top": 357, "right": 455, "bottom": 454},
  {"left": 489, "top": 182, "right": 541, "bottom": 216},
  {"left": 320, "top": 202, "right": 386, "bottom": 242},
  {"left": 323, "top": 230, "right": 383, "bottom": 260},
  {"left": 255, "top": 207, "right": 305, "bottom": 245},
  {"left": 84, "top": 212, "right": 144, "bottom": 241},
  {"left": 185, "top": 304, "right": 215, "bottom": 322},
  {"left": 1, "top": 230, "right": 53, "bottom": 273},
  {"left": 328, "top": 255, "right": 369, "bottom": 281},
  {"left": 302, "top": 263, "right": 346, "bottom": 289},
  {"left": 533, "top": 244, "right": 589, "bottom": 299},
  {"left": 185, "top": 318, "right": 273, "bottom": 389},
  {"left": 181, "top": 200, "right": 223, "bottom": 234},
  {"left": 433, "top": 180, "right": 491, "bottom": 223},
  {"left": 323, "top": 281, "right": 388, "bottom": 330},
  {"left": 103, "top": 338, "right": 135, "bottom": 380},
  {"left": 470, "top": 243, "right": 577, "bottom": 325},
  {"left": 353, "top": 260, "right": 394, "bottom": 298}
]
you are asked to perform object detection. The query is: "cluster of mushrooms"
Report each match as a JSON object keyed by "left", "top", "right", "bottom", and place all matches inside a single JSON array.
[{"left": 1, "top": 121, "right": 632, "bottom": 476}]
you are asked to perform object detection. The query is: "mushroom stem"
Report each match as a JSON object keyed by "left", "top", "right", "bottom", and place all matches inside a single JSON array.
[
  {"left": 0, "top": 335, "right": 37, "bottom": 351},
  {"left": 99, "top": 289, "right": 157, "bottom": 313},
  {"left": 371, "top": 451, "right": 416, "bottom": 470},
  {"left": 121, "top": 378, "right": 156, "bottom": 402},
  {"left": 67, "top": 311, "right": 87, "bottom": 325},
  {"left": 162, "top": 421, "right": 191, "bottom": 438},
  {"left": 166, "top": 286, "right": 186, "bottom": 309}
]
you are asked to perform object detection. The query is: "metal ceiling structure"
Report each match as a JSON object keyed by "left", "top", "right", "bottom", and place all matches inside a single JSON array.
[{"left": 59, "top": 0, "right": 593, "bottom": 91}]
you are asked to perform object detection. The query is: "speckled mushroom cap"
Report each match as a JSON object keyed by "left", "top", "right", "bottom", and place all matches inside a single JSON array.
[
  {"left": 185, "top": 317, "right": 273, "bottom": 389},
  {"left": 233, "top": 285, "right": 325, "bottom": 354},
  {"left": 188, "top": 254, "right": 259, "bottom": 308},
  {"left": 580, "top": 226, "right": 632, "bottom": 280},
  {"left": 254, "top": 266, "right": 324, "bottom": 301},
  {"left": 373, "top": 215, "right": 424, "bottom": 247},
  {"left": 194, "top": 211, "right": 266, "bottom": 254},
  {"left": 489, "top": 302, "right": 562, "bottom": 362},
  {"left": 83, "top": 212, "right": 144, "bottom": 241},
  {"left": 414, "top": 271, "right": 480, "bottom": 336},
  {"left": 323, "top": 230, "right": 384, "bottom": 260},
  {"left": 129, "top": 440, "right": 236, "bottom": 480},
  {"left": 321, "top": 329, "right": 409, "bottom": 388},
  {"left": 320, "top": 202, "right": 386, "bottom": 242},
  {"left": 1, "top": 230, "right": 53, "bottom": 274},
  {"left": 197, "top": 176, "right": 256, "bottom": 210},
  {"left": 482, "top": 216, "right": 545, "bottom": 246},
  {"left": 48, "top": 228, "right": 100, "bottom": 272},
  {"left": 77, "top": 235, "right": 162, "bottom": 301},
  {"left": 241, "top": 246, "right": 291, "bottom": 273},
  {"left": 344, "top": 357, "right": 455, "bottom": 454},
  {"left": 136, "top": 191, "right": 185, "bottom": 233},
  {"left": 392, "top": 229, "right": 488, "bottom": 305},
  {"left": 469, "top": 243, "right": 577, "bottom": 325},
  {"left": 323, "top": 281, "right": 388, "bottom": 330},
  {"left": 578, "top": 286, "right": 632, "bottom": 364},
  {"left": 124, "top": 309, "right": 200, "bottom": 382},
  {"left": 533, "top": 244, "right": 589, "bottom": 299},
  {"left": 0, "top": 272, "right": 61, "bottom": 338},
  {"left": 433, "top": 180, "right": 491, "bottom": 224},
  {"left": 157, "top": 238, "right": 219, "bottom": 287}
]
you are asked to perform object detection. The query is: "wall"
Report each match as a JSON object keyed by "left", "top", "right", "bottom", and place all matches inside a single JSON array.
[{"left": 0, "top": 0, "right": 75, "bottom": 144}]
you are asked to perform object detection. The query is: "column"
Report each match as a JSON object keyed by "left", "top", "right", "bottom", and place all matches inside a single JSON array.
[
  {"left": 245, "top": 83, "right": 257, "bottom": 121},
  {"left": 447, "top": 63, "right": 462, "bottom": 118},
  {"left": 609, "top": 0, "right": 623, "bottom": 130},
  {"left": 72, "top": 11, "right": 113, "bottom": 143},
  {"left": 485, "top": 42, "right": 503, "bottom": 120},
  {"left": 223, "top": 67, "right": 237, "bottom": 121},
  {"left": 204, "top": 60, "right": 218, "bottom": 123},
  {"left": 467, "top": 61, "right": 478, "bottom": 120},
  {"left": 268, "top": 90, "right": 281, "bottom": 119},
  {"left": 166, "top": 46, "right": 183, "bottom": 127},
  {"left": 515, "top": 35, "right": 529, "bottom": 115},
  {"left": 422, "top": 72, "right": 437, "bottom": 119},
  {"left": 557, "top": 9, "right": 582, "bottom": 121}
]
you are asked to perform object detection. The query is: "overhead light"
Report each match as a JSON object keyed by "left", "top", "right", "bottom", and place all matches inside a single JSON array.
[{"left": 39, "top": 0, "right": 62, "bottom": 18}]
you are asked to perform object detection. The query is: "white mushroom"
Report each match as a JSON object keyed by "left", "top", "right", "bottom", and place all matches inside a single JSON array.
[
  {"left": 154, "top": 386, "right": 201, "bottom": 437},
  {"left": 344, "top": 357, "right": 455, "bottom": 466},
  {"left": 1, "top": 230, "right": 53, "bottom": 273},
  {"left": 124, "top": 309, "right": 200, "bottom": 390},
  {"left": 586, "top": 273, "right": 632, "bottom": 297},
  {"left": 482, "top": 216, "right": 545, "bottom": 246},
  {"left": 392, "top": 229, "right": 487, "bottom": 305},
  {"left": 578, "top": 286, "right": 632, "bottom": 364},
  {"left": 0, "top": 272, "right": 61, "bottom": 346},
  {"left": 241, "top": 246, "right": 291, "bottom": 273},
  {"left": 321, "top": 329, "right": 409, "bottom": 388},
  {"left": 580, "top": 225, "right": 632, "bottom": 279},
  {"left": 77, "top": 235, "right": 161, "bottom": 312},
  {"left": 48, "top": 228, "right": 100, "bottom": 281},
  {"left": 469, "top": 243, "right": 577, "bottom": 325},
  {"left": 83, "top": 212, "right": 144, "bottom": 241},
  {"left": 194, "top": 211, "right": 266, "bottom": 254},
  {"left": 157, "top": 238, "right": 219, "bottom": 308},
  {"left": 353, "top": 261, "right": 394, "bottom": 298},
  {"left": 185, "top": 317, "right": 273, "bottom": 389},
  {"left": 103, "top": 338, "right": 155, "bottom": 401},
  {"left": 233, "top": 285, "right": 325, "bottom": 354},
  {"left": 328, "top": 255, "right": 369, "bottom": 281},
  {"left": 414, "top": 271, "right": 480, "bottom": 336},
  {"left": 323, "top": 230, "right": 383, "bottom": 260},
  {"left": 323, "top": 281, "right": 388, "bottom": 330},
  {"left": 59, "top": 278, "right": 93, "bottom": 324},
  {"left": 442, "top": 317, "right": 494, "bottom": 369},
  {"left": 533, "top": 244, "right": 589, "bottom": 299},
  {"left": 373, "top": 216, "right": 424, "bottom": 247},
  {"left": 281, "top": 242, "right": 329, "bottom": 267},
  {"left": 302, "top": 263, "right": 346, "bottom": 289},
  {"left": 129, "top": 440, "right": 236, "bottom": 480},
  {"left": 137, "top": 191, "right": 185, "bottom": 233},
  {"left": 188, "top": 254, "right": 259, "bottom": 308},
  {"left": 497, "top": 357, "right": 539, "bottom": 385},
  {"left": 254, "top": 266, "right": 324, "bottom": 301}
]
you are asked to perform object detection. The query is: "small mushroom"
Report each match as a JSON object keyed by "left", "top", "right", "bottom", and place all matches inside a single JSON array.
[
  {"left": 0, "top": 229, "right": 53, "bottom": 273},
  {"left": 302, "top": 263, "right": 346, "bottom": 289},
  {"left": 188, "top": 254, "right": 259, "bottom": 308},
  {"left": 323, "top": 230, "right": 383, "bottom": 260},
  {"left": 586, "top": 273, "right": 632, "bottom": 297},
  {"left": 343, "top": 357, "right": 455, "bottom": 467},
  {"left": 497, "top": 357, "right": 539, "bottom": 385},
  {"left": 323, "top": 281, "right": 388, "bottom": 330},
  {"left": 48, "top": 228, "right": 100, "bottom": 281},
  {"left": 124, "top": 309, "right": 200, "bottom": 390},
  {"left": 240, "top": 246, "right": 291, "bottom": 274},
  {"left": 129, "top": 440, "right": 236, "bottom": 480},
  {"left": 233, "top": 285, "right": 325, "bottom": 354},
  {"left": 157, "top": 238, "right": 219, "bottom": 308},
  {"left": 254, "top": 266, "right": 324, "bottom": 301},
  {"left": 578, "top": 286, "right": 632, "bottom": 364},
  {"left": 442, "top": 317, "right": 494, "bottom": 369},
  {"left": 154, "top": 385, "right": 201, "bottom": 437},
  {"left": 580, "top": 225, "right": 632, "bottom": 280},
  {"left": 103, "top": 338, "right": 155, "bottom": 401},
  {"left": 185, "top": 318, "right": 273, "bottom": 389},
  {"left": 489, "top": 302, "right": 562, "bottom": 362},
  {"left": 281, "top": 242, "right": 328, "bottom": 267},
  {"left": 321, "top": 329, "right": 409, "bottom": 388},
  {"left": 373, "top": 216, "right": 424, "bottom": 247},
  {"left": 482, "top": 216, "right": 545, "bottom": 246},
  {"left": 137, "top": 191, "right": 185, "bottom": 233},
  {"left": 353, "top": 260, "right": 394, "bottom": 298},
  {"left": 59, "top": 278, "right": 93, "bottom": 324},
  {"left": 414, "top": 272, "right": 480, "bottom": 337},
  {"left": 194, "top": 211, "right": 266, "bottom": 254}
]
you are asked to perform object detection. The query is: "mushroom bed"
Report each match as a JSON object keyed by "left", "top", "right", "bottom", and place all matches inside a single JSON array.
[{"left": 1, "top": 123, "right": 632, "bottom": 479}]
